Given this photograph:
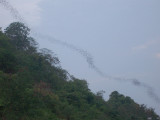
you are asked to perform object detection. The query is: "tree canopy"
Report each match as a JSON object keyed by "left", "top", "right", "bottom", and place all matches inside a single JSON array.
[{"left": 0, "top": 22, "right": 159, "bottom": 120}]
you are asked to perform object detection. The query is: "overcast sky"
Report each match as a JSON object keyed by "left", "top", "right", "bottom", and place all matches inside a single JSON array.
[{"left": 0, "top": 0, "right": 160, "bottom": 115}]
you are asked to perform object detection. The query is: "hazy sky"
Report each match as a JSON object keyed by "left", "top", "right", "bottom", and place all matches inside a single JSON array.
[{"left": 0, "top": 0, "right": 160, "bottom": 115}]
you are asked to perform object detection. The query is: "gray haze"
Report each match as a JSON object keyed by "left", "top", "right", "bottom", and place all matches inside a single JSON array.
[{"left": 0, "top": 0, "right": 160, "bottom": 114}]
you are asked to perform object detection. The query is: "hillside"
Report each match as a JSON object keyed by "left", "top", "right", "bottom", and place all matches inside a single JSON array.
[{"left": 0, "top": 22, "right": 159, "bottom": 120}]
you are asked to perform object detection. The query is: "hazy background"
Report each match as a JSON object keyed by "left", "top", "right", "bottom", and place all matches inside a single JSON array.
[{"left": 0, "top": 0, "right": 160, "bottom": 115}]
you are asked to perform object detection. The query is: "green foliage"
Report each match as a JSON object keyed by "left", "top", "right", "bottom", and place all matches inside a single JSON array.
[
  {"left": 0, "top": 22, "right": 159, "bottom": 120},
  {"left": 4, "top": 22, "right": 37, "bottom": 52},
  {"left": 0, "top": 48, "right": 17, "bottom": 73}
]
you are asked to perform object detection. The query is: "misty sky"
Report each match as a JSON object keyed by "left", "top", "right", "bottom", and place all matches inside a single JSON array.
[{"left": 0, "top": 0, "right": 160, "bottom": 114}]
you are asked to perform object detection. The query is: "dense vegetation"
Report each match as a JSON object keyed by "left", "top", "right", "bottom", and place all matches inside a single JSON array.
[{"left": 0, "top": 22, "right": 159, "bottom": 120}]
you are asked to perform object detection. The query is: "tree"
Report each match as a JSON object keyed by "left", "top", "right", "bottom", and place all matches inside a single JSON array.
[
  {"left": 0, "top": 49, "right": 17, "bottom": 73},
  {"left": 39, "top": 48, "right": 59, "bottom": 65},
  {"left": 4, "top": 22, "right": 31, "bottom": 50}
]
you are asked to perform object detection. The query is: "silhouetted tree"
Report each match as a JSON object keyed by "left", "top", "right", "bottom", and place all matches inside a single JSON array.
[{"left": 4, "top": 22, "right": 35, "bottom": 51}]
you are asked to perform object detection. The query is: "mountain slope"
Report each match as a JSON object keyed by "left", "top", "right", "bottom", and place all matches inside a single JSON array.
[{"left": 0, "top": 22, "right": 159, "bottom": 120}]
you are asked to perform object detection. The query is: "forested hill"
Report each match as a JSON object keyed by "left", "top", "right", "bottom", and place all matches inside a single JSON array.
[{"left": 0, "top": 22, "right": 159, "bottom": 120}]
